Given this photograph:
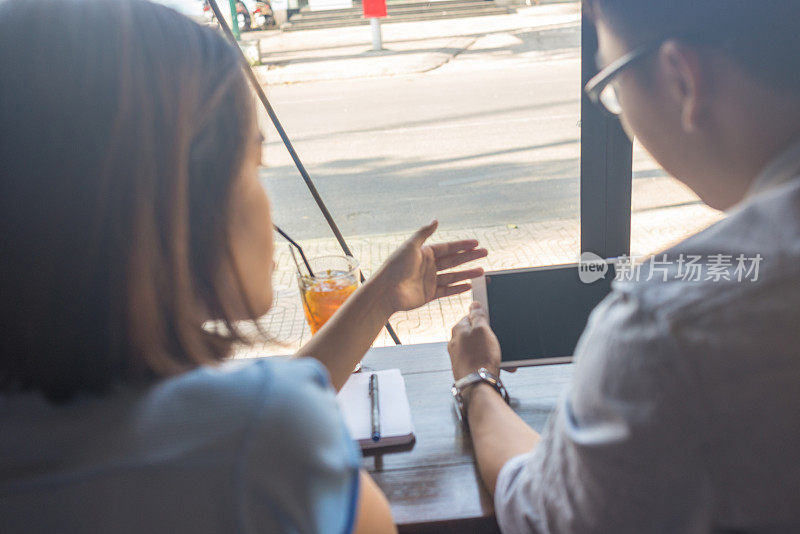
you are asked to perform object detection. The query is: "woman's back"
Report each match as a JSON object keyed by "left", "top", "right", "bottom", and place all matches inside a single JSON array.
[
  {"left": 0, "top": 358, "right": 360, "bottom": 533},
  {"left": 0, "top": 1, "right": 474, "bottom": 532}
]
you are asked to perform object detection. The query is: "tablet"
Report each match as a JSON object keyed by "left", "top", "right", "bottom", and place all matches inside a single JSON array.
[{"left": 471, "top": 261, "right": 616, "bottom": 368}]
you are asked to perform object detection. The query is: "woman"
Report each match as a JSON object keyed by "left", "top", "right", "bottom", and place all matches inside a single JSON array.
[{"left": 0, "top": 1, "right": 487, "bottom": 532}]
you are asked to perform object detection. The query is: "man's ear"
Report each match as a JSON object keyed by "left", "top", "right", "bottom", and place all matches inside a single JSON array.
[{"left": 658, "top": 40, "right": 708, "bottom": 133}]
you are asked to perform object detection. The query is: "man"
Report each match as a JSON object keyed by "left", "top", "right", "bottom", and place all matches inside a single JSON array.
[{"left": 447, "top": 1, "right": 800, "bottom": 532}]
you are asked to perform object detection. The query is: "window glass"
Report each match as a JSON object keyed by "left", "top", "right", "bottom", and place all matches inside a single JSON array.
[{"left": 240, "top": 4, "right": 586, "bottom": 354}]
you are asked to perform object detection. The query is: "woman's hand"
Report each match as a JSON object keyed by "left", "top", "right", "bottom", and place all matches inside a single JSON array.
[
  {"left": 371, "top": 220, "right": 487, "bottom": 314},
  {"left": 448, "top": 302, "right": 502, "bottom": 380},
  {"left": 296, "top": 220, "right": 486, "bottom": 392}
]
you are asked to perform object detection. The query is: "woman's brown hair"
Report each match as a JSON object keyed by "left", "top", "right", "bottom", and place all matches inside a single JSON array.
[{"left": 0, "top": 0, "right": 258, "bottom": 400}]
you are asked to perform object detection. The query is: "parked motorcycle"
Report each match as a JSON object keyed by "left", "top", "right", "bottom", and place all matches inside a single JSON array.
[
  {"left": 236, "top": 1, "right": 252, "bottom": 31},
  {"left": 202, "top": 1, "right": 252, "bottom": 31},
  {"left": 251, "top": 1, "right": 275, "bottom": 30}
]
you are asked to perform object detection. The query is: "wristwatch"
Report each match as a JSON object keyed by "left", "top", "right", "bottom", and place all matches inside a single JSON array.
[{"left": 451, "top": 368, "right": 510, "bottom": 427}]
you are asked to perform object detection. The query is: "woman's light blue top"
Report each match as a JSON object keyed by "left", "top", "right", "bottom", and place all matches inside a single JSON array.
[{"left": 0, "top": 357, "right": 361, "bottom": 534}]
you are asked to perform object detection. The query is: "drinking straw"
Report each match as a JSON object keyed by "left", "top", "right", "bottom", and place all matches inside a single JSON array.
[
  {"left": 288, "top": 243, "right": 305, "bottom": 277},
  {"left": 275, "top": 224, "right": 314, "bottom": 277}
]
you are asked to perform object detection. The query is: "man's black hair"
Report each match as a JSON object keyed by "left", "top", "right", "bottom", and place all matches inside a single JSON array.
[{"left": 586, "top": 0, "right": 800, "bottom": 92}]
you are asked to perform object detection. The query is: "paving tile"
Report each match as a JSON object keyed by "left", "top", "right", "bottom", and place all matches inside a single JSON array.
[{"left": 234, "top": 202, "right": 723, "bottom": 358}]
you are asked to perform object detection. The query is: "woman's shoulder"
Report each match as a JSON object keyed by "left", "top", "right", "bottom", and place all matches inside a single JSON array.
[
  {"left": 213, "top": 357, "right": 355, "bottom": 457},
  {"left": 225, "top": 358, "right": 361, "bottom": 534},
  {"left": 151, "top": 356, "right": 331, "bottom": 406},
  {"left": 131, "top": 357, "right": 340, "bottom": 444}
]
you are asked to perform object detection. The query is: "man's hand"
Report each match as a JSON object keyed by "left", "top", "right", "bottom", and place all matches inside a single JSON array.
[
  {"left": 449, "top": 302, "right": 539, "bottom": 497},
  {"left": 448, "top": 302, "right": 502, "bottom": 380}
]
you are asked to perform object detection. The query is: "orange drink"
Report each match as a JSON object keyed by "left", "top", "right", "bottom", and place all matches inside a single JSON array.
[{"left": 297, "top": 256, "right": 360, "bottom": 335}]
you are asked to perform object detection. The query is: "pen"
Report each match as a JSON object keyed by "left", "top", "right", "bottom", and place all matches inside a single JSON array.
[{"left": 369, "top": 373, "right": 381, "bottom": 442}]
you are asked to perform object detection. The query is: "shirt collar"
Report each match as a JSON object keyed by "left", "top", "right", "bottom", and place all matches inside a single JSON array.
[{"left": 744, "top": 137, "right": 800, "bottom": 201}]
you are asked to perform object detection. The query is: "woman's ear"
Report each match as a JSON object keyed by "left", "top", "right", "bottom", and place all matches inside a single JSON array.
[{"left": 659, "top": 40, "right": 709, "bottom": 133}]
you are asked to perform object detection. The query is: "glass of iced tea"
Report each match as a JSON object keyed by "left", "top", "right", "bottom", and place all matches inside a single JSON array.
[{"left": 297, "top": 255, "right": 360, "bottom": 335}]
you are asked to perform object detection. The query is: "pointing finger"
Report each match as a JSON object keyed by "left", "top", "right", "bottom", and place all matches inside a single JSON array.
[
  {"left": 437, "top": 268, "right": 484, "bottom": 287},
  {"left": 435, "top": 248, "right": 488, "bottom": 271},
  {"left": 429, "top": 239, "right": 479, "bottom": 258},
  {"left": 435, "top": 283, "right": 471, "bottom": 300},
  {"left": 410, "top": 219, "right": 439, "bottom": 246}
]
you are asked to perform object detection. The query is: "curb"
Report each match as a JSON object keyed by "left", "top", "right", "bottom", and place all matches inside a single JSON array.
[{"left": 253, "top": 36, "right": 477, "bottom": 85}]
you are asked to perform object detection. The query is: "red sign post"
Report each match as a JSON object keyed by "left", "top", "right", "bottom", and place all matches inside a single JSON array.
[
  {"left": 363, "top": 0, "right": 387, "bottom": 18},
  {"left": 363, "top": 0, "right": 387, "bottom": 51}
]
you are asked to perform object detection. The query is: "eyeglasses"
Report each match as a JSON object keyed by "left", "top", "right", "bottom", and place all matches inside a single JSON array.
[{"left": 584, "top": 39, "right": 665, "bottom": 116}]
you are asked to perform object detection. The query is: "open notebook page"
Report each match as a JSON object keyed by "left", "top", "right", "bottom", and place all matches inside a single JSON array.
[{"left": 336, "top": 368, "right": 415, "bottom": 451}]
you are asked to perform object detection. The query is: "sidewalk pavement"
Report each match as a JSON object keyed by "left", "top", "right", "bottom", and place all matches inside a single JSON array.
[
  {"left": 251, "top": 3, "right": 580, "bottom": 84},
  {"left": 233, "top": 2, "right": 725, "bottom": 358},
  {"left": 235, "top": 200, "right": 723, "bottom": 359}
]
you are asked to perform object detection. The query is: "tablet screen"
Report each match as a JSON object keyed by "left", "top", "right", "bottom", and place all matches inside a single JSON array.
[{"left": 482, "top": 263, "right": 615, "bottom": 364}]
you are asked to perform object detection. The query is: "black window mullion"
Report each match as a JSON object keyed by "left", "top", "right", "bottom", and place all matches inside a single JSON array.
[{"left": 579, "top": 15, "right": 633, "bottom": 259}]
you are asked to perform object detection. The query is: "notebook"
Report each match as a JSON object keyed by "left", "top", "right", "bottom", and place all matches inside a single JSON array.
[{"left": 336, "top": 368, "right": 415, "bottom": 451}]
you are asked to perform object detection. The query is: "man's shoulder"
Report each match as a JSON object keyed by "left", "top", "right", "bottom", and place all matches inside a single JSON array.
[
  {"left": 581, "top": 176, "right": 800, "bottom": 363},
  {"left": 615, "top": 180, "right": 800, "bottom": 325}
]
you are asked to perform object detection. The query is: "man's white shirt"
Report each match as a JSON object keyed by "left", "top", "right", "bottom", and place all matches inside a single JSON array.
[{"left": 494, "top": 138, "right": 800, "bottom": 534}]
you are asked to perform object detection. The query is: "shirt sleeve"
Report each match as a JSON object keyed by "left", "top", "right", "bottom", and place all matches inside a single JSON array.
[
  {"left": 494, "top": 290, "right": 713, "bottom": 534},
  {"left": 239, "top": 358, "right": 361, "bottom": 534}
]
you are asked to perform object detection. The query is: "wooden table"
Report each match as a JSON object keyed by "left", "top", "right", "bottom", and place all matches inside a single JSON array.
[{"left": 359, "top": 342, "right": 574, "bottom": 533}]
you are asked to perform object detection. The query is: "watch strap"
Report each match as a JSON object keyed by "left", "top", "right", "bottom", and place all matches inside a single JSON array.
[
  {"left": 451, "top": 368, "right": 510, "bottom": 426},
  {"left": 454, "top": 368, "right": 509, "bottom": 403}
]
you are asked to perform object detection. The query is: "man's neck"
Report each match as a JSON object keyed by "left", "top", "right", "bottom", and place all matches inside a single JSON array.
[{"left": 713, "top": 91, "right": 800, "bottom": 209}]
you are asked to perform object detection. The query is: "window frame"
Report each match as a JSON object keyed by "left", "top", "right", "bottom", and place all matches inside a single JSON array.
[{"left": 580, "top": 15, "right": 633, "bottom": 259}]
